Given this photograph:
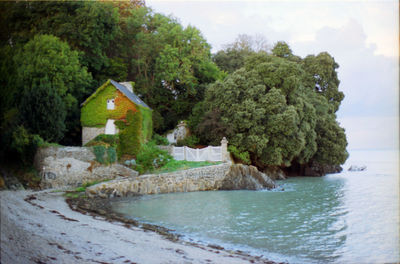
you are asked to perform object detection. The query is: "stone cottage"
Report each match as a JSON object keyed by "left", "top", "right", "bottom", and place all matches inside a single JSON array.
[{"left": 80, "top": 79, "right": 152, "bottom": 146}]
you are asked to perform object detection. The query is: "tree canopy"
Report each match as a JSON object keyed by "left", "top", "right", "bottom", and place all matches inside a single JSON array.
[
  {"left": 0, "top": 1, "right": 222, "bottom": 163},
  {"left": 0, "top": 1, "right": 348, "bottom": 174},
  {"left": 195, "top": 42, "right": 348, "bottom": 169}
]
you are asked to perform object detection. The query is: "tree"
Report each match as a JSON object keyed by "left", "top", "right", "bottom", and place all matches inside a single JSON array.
[
  {"left": 19, "top": 79, "right": 66, "bottom": 142},
  {"left": 203, "top": 45, "right": 348, "bottom": 170},
  {"left": 0, "top": 1, "right": 120, "bottom": 84},
  {"left": 213, "top": 34, "right": 270, "bottom": 74},
  {"left": 302, "top": 52, "right": 344, "bottom": 112},
  {"left": 126, "top": 10, "right": 223, "bottom": 132},
  {"left": 14, "top": 34, "right": 92, "bottom": 144},
  {"left": 205, "top": 60, "right": 307, "bottom": 168},
  {"left": 271, "top": 41, "right": 292, "bottom": 58}
]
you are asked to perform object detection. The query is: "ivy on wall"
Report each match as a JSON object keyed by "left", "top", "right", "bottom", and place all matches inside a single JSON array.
[
  {"left": 81, "top": 81, "right": 138, "bottom": 127},
  {"left": 81, "top": 79, "right": 153, "bottom": 158},
  {"left": 81, "top": 80, "right": 117, "bottom": 127},
  {"left": 138, "top": 104, "right": 153, "bottom": 142},
  {"left": 117, "top": 109, "right": 142, "bottom": 158}
]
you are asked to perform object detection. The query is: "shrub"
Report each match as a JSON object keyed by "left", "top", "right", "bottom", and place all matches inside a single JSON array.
[
  {"left": 92, "top": 145, "right": 117, "bottom": 164},
  {"left": 93, "top": 145, "right": 106, "bottom": 164},
  {"left": 107, "top": 147, "right": 117, "bottom": 164},
  {"left": 152, "top": 134, "right": 169, "bottom": 146},
  {"left": 86, "top": 134, "right": 118, "bottom": 147},
  {"left": 228, "top": 145, "right": 251, "bottom": 165},
  {"left": 176, "top": 135, "right": 200, "bottom": 148},
  {"left": 11, "top": 126, "right": 44, "bottom": 165},
  {"left": 135, "top": 142, "right": 172, "bottom": 174}
]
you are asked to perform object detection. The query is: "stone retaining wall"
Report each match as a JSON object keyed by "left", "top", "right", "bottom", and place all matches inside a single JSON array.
[
  {"left": 87, "top": 163, "right": 232, "bottom": 198},
  {"left": 35, "top": 147, "right": 138, "bottom": 189},
  {"left": 82, "top": 127, "right": 104, "bottom": 146}
]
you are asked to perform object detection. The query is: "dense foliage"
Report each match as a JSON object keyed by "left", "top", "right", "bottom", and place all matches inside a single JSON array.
[
  {"left": 193, "top": 42, "right": 348, "bottom": 170},
  {"left": 0, "top": 1, "right": 348, "bottom": 176},
  {"left": 0, "top": 1, "right": 220, "bottom": 164},
  {"left": 116, "top": 110, "right": 143, "bottom": 159},
  {"left": 134, "top": 141, "right": 172, "bottom": 174}
]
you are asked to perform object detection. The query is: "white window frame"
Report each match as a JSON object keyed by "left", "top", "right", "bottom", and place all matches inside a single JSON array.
[{"left": 107, "top": 98, "right": 115, "bottom": 110}]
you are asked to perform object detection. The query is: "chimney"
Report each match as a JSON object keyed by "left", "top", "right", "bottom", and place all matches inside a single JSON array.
[{"left": 120, "top": 82, "right": 133, "bottom": 93}]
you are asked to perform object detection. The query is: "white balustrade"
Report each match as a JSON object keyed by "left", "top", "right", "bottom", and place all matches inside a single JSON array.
[{"left": 170, "top": 138, "right": 228, "bottom": 162}]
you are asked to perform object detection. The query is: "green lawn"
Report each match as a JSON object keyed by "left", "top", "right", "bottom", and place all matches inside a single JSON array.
[{"left": 154, "top": 160, "right": 221, "bottom": 174}]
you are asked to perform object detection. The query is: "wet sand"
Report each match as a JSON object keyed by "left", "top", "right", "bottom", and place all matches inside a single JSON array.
[{"left": 0, "top": 190, "right": 276, "bottom": 264}]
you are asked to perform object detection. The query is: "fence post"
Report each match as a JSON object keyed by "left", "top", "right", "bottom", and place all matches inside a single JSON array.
[{"left": 221, "top": 137, "right": 228, "bottom": 162}]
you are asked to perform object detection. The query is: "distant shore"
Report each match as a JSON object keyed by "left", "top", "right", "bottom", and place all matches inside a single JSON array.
[{"left": 0, "top": 190, "right": 278, "bottom": 264}]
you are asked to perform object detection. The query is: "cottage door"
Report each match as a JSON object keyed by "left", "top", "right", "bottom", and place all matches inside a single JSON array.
[{"left": 105, "top": 119, "right": 116, "bottom": 135}]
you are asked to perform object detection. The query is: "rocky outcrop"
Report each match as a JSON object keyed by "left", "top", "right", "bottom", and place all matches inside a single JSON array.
[
  {"left": 220, "top": 164, "right": 275, "bottom": 190},
  {"left": 0, "top": 169, "right": 25, "bottom": 190},
  {"left": 263, "top": 167, "right": 286, "bottom": 180},
  {"left": 348, "top": 165, "right": 367, "bottom": 172},
  {"left": 86, "top": 163, "right": 276, "bottom": 198},
  {"left": 34, "top": 147, "right": 138, "bottom": 189},
  {"left": 304, "top": 162, "right": 342, "bottom": 177}
]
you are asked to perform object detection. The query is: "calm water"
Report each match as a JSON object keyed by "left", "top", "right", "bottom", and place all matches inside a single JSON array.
[{"left": 111, "top": 150, "right": 399, "bottom": 263}]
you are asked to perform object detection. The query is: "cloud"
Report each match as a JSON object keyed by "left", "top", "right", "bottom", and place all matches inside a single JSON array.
[
  {"left": 146, "top": 0, "right": 399, "bottom": 150},
  {"left": 292, "top": 19, "right": 399, "bottom": 149},
  {"left": 293, "top": 19, "right": 398, "bottom": 117}
]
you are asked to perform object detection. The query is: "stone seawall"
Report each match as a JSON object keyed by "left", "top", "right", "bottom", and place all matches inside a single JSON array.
[
  {"left": 86, "top": 163, "right": 276, "bottom": 198},
  {"left": 34, "top": 147, "right": 138, "bottom": 189},
  {"left": 87, "top": 163, "right": 231, "bottom": 198}
]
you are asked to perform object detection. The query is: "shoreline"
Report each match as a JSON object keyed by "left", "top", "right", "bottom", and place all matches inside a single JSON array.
[{"left": 1, "top": 190, "right": 282, "bottom": 264}]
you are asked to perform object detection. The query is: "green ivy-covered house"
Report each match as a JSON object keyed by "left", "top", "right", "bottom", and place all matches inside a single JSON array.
[{"left": 81, "top": 79, "right": 152, "bottom": 156}]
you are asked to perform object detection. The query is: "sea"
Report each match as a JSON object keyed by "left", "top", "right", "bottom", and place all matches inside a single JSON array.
[{"left": 110, "top": 149, "right": 399, "bottom": 263}]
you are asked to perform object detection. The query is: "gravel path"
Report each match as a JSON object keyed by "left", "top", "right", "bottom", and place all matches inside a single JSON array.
[{"left": 0, "top": 190, "right": 272, "bottom": 264}]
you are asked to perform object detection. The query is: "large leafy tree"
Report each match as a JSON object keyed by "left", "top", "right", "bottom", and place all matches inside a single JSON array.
[
  {"left": 302, "top": 52, "right": 344, "bottom": 112},
  {"left": 19, "top": 79, "right": 66, "bottom": 142},
  {"left": 201, "top": 42, "right": 348, "bottom": 170},
  {"left": 125, "top": 9, "right": 223, "bottom": 132},
  {"left": 14, "top": 34, "right": 92, "bottom": 143},
  {"left": 0, "top": 1, "right": 120, "bottom": 84},
  {"left": 213, "top": 34, "right": 270, "bottom": 74}
]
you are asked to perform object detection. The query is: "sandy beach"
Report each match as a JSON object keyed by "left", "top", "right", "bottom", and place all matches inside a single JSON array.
[{"left": 0, "top": 190, "right": 274, "bottom": 264}]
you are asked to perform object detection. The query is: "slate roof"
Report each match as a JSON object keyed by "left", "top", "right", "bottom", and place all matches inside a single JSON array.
[{"left": 110, "top": 80, "right": 151, "bottom": 109}]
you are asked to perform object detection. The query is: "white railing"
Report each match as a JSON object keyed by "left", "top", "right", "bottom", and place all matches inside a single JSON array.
[
  {"left": 168, "top": 137, "right": 229, "bottom": 162},
  {"left": 172, "top": 146, "right": 223, "bottom": 162}
]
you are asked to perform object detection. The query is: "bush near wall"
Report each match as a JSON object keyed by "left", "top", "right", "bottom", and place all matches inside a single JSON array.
[
  {"left": 92, "top": 145, "right": 117, "bottom": 164},
  {"left": 85, "top": 134, "right": 118, "bottom": 147}
]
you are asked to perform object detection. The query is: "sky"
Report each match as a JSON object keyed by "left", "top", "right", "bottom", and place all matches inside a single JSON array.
[{"left": 146, "top": 0, "right": 399, "bottom": 150}]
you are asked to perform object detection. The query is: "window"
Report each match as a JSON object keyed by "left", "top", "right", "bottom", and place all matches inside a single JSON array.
[{"left": 107, "top": 99, "right": 115, "bottom": 110}]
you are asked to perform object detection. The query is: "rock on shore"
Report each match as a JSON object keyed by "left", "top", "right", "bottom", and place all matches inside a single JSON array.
[{"left": 220, "top": 164, "right": 276, "bottom": 190}]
